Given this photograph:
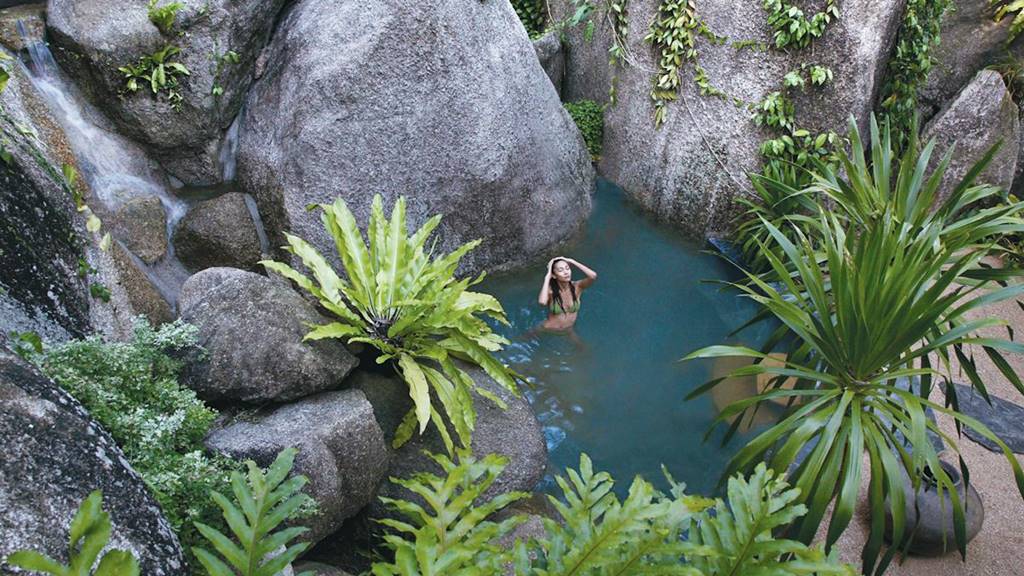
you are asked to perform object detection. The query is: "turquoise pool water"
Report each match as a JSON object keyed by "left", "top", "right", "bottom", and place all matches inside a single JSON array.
[{"left": 479, "top": 179, "right": 777, "bottom": 496}]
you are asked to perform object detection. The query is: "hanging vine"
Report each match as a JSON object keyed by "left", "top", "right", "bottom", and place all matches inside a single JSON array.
[
  {"left": 764, "top": 0, "right": 839, "bottom": 49},
  {"left": 877, "top": 0, "right": 953, "bottom": 154}
]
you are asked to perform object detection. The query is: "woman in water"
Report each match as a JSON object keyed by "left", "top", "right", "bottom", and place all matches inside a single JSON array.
[{"left": 538, "top": 256, "right": 598, "bottom": 332}]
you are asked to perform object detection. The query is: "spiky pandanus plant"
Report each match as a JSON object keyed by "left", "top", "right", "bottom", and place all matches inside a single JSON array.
[{"left": 261, "top": 195, "right": 521, "bottom": 454}]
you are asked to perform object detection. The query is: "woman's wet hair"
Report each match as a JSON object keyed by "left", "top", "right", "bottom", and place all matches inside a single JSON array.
[{"left": 549, "top": 258, "right": 577, "bottom": 312}]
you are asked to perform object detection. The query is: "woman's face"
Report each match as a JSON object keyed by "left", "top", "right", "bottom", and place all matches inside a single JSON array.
[{"left": 553, "top": 260, "right": 572, "bottom": 282}]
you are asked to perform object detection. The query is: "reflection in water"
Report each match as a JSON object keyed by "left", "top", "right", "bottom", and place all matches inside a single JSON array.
[{"left": 480, "top": 180, "right": 776, "bottom": 496}]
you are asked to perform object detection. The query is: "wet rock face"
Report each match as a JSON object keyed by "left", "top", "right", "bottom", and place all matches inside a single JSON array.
[
  {"left": 552, "top": 0, "right": 904, "bottom": 238},
  {"left": 178, "top": 267, "right": 359, "bottom": 404},
  {"left": 0, "top": 347, "right": 186, "bottom": 575},
  {"left": 206, "top": 388, "right": 390, "bottom": 545},
  {"left": 0, "top": 50, "right": 89, "bottom": 340},
  {"left": 173, "top": 192, "right": 261, "bottom": 272},
  {"left": 352, "top": 367, "right": 547, "bottom": 527},
  {"left": 237, "top": 0, "right": 594, "bottom": 277},
  {"left": 0, "top": 3, "right": 45, "bottom": 52},
  {"left": 113, "top": 194, "right": 167, "bottom": 264},
  {"left": 923, "top": 69, "right": 1019, "bottom": 201},
  {"left": 46, "top": 0, "right": 288, "bottom": 184}
]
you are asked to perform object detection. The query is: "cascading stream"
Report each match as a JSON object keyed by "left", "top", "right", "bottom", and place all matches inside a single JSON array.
[{"left": 18, "top": 24, "right": 190, "bottom": 307}]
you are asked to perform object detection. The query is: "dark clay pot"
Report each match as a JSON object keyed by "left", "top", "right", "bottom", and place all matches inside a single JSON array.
[{"left": 884, "top": 460, "right": 984, "bottom": 556}]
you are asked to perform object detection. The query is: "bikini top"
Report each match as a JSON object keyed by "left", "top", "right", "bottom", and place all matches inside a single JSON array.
[{"left": 549, "top": 295, "right": 581, "bottom": 315}]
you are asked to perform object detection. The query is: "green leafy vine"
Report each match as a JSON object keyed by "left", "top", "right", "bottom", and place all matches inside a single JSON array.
[{"left": 764, "top": 0, "right": 839, "bottom": 49}]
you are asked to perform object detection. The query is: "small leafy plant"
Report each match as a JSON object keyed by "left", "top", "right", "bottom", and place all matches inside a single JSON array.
[
  {"left": 118, "top": 45, "right": 191, "bottom": 110},
  {"left": 89, "top": 282, "right": 111, "bottom": 302},
  {"left": 512, "top": 0, "right": 548, "bottom": 38},
  {"left": 192, "top": 448, "right": 313, "bottom": 576},
  {"left": 5, "top": 490, "right": 140, "bottom": 576},
  {"left": 148, "top": 0, "right": 184, "bottom": 35},
  {"left": 763, "top": 0, "right": 839, "bottom": 49},
  {"left": 262, "top": 195, "right": 521, "bottom": 454},
  {"left": 210, "top": 50, "right": 240, "bottom": 97}
]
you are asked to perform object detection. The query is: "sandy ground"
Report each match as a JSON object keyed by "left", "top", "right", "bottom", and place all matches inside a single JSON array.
[{"left": 821, "top": 293, "right": 1024, "bottom": 575}]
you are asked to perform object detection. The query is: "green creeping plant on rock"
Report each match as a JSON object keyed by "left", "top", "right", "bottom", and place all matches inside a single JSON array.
[
  {"left": 5, "top": 490, "right": 140, "bottom": 576},
  {"left": 261, "top": 194, "right": 522, "bottom": 455},
  {"left": 192, "top": 448, "right": 314, "bottom": 576}
]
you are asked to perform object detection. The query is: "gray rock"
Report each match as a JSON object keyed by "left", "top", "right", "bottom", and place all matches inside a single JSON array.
[
  {"left": 205, "top": 389, "right": 389, "bottom": 545},
  {"left": 554, "top": 0, "right": 904, "bottom": 238},
  {"left": 0, "top": 347, "right": 185, "bottom": 575},
  {"left": 919, "top": 0, "right": 1024, "bottom": 120},
  {"left": 923, "top": 69, "right": 1019, "bottom": 201},
  {"left": 954, "top": 383, "right": 1024, "bottom": 454},
  {"left": 1, "top": 48, "right": 90, "bottom": 340},
  {"left": 46, "top": 0, "right": 288, "bottom": 184},
  {"left": 352, "top": 366, "right": 547, "bottom": 525},
  {"left": 0, "top": 3, "right": 45, "bottom": 52},
  {"left": 236, "top": 0, "right": 594, "bottom": 277},
  {"left": 549, "top": 0, "right": 615, "bottom": 104},
  {"left": 173, "top": 192, "right": 261, "bottom": 272},
  {"left": 533, "top": 31, "right": 565, "bottom": 97},
  {"left": 113, "top": 194, "right": 167, "bottom": 264},
  {"left": 179, "top": 267, "right": 358, "bottom": 404},
  {"left": 109, "top": 239, "right": 175, "bottom": 326}
]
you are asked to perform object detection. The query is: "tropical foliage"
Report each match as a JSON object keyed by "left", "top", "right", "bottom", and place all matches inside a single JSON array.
[
  {"left": 192, "top": 448, "right": 314, "bottom": 576},
  {"left": 261, "top": 195, "right": 521, "bottom": 454},
  {"left": 688, "top": 116, "right": 1024, "bottom": 575},
  {"left": 371, "top": 451, "right": 854, "bottom": 575},
  {"left": 512, "top": 0, "right": 548, "bottom": 38},
  {"left": 35, "top": 319, "right": 239, "bottom": 572},
  {"left": 5, "top": 491, "right": 140, "bottom": 576}
]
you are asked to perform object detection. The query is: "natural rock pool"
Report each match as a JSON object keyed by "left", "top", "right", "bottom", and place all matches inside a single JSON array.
[{"left": 480, "top": 179, "right": 776, "bottom": 496}]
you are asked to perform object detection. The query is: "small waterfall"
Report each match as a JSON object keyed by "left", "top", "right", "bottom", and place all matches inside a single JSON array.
[
  {"left": 218, "top": 111, "right": 242, "bottom": 182},
  {"left": 242, "top": 193, "right": 271, "bottom": 255},
  {"left": 17, "top": 26, "right": 190, "bottom": 306}
]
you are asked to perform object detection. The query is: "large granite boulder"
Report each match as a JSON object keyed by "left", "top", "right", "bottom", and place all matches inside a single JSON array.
[
  {"left": 173, "top": 192, "right": 262, "bottom": 272},
  {"left": 923, "top": 69, "right": 1019, "bottom": 201},
  {"left": 46, "top": 0, "right": 288, "bottom": 184},
  {"left": 0, "top": 347, "right": 185, "bottom": 575},
  {"left": 178, "top": 267, "right": 359, "bottom": 404},
  {"left": 552, "top": 0, "right": 904, "bottom": 237},
  {"left": 0, "top": 47, "right": 89, "bottom": 342},
  {"left": 919, "top": 0, "right": 1024, "bottom": 119},
  {"left": 549, "top": 1, "right": 614, "bottom": 104},
  {"left": 236, "top": 0, "right": 594, "bottom": 277},
  {"left": 351, "top": 366, "right": 547, "bottom": 525},
  {"left": 205, "top": 389, "right": 389, "bottom": 545}
]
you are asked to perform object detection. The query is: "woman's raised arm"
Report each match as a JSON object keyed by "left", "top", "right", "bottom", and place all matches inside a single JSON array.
[
  {"left": 538, "top": 258, "right": 555, "bottom": 306},
  {"left": 565, "top": 258, "right": 597, "bottom": 290}
]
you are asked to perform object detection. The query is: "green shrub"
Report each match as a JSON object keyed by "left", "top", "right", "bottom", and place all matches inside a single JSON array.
[
  {"left": 563, "top": 100, "right": 603, "bottom": 160},
  {"left": 37, "top": 319, "right": 239, "bottom": 574},
  {"left": 118, "top": 45, "right": 191, "bottom": 110},
  {"left": 262, "top": 195, "right": 521, "bottom": 454},
  {"left": 4, "top": 490, "right": 140, "bottom": 576}
]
